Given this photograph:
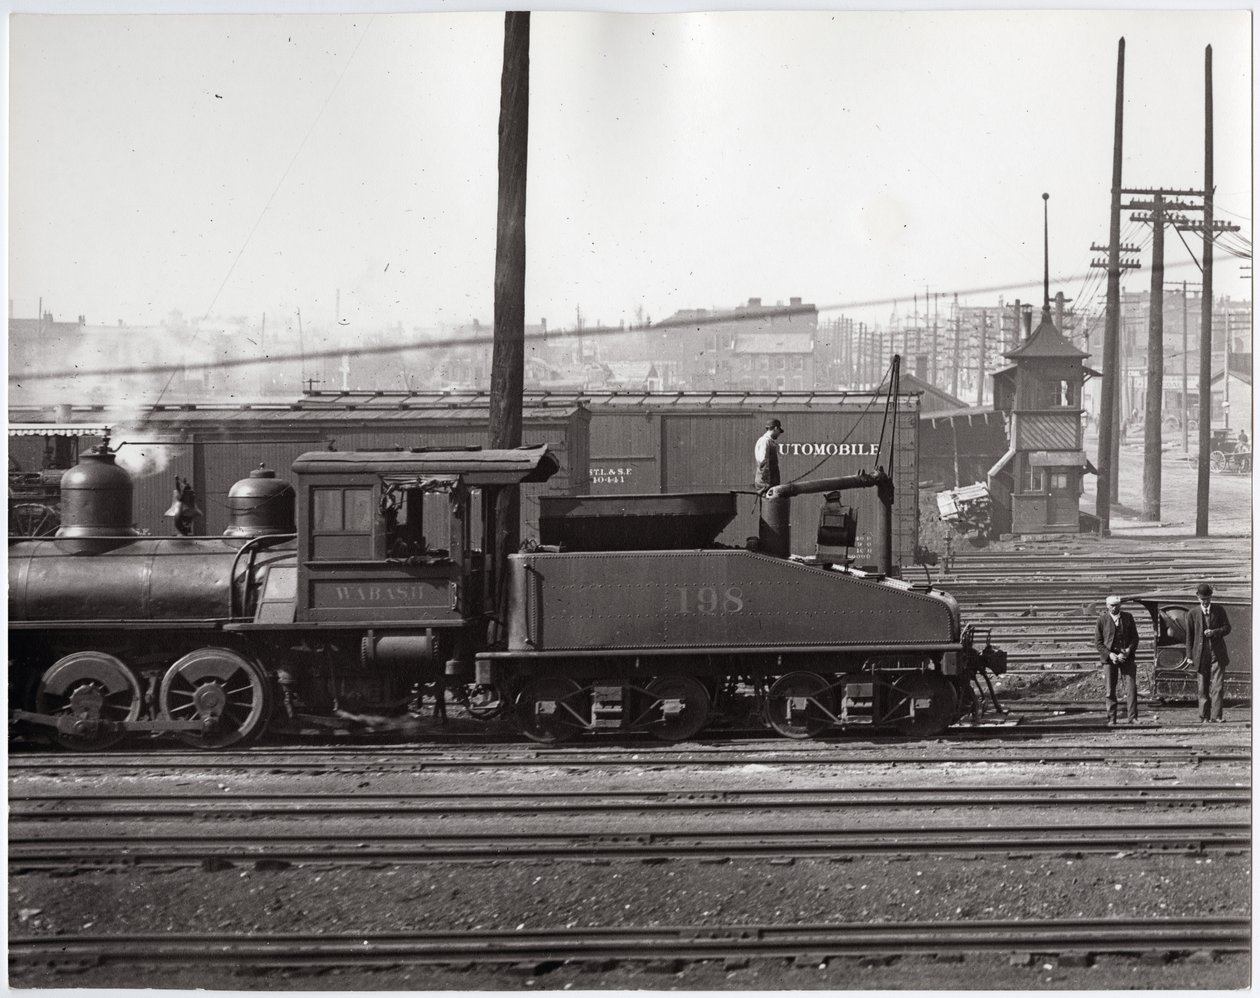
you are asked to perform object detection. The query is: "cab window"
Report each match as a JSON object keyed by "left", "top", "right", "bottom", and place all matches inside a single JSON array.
[{"left": 310, "top": 486, "right": 374, "bottom": 559}]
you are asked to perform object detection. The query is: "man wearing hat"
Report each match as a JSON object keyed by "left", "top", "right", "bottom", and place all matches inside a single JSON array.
[
  {"left": 1094, "top": 594, "right": 1140, "bottom": 725},
  {"left": 754, "top": 419, "right": 785, "bottom": 492},
  {"left": 1185, "top": 582, "right": 1232, "bottom": 722}
]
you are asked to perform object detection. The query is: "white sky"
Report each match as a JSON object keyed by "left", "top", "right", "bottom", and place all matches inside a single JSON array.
[{"left": 6, "top": 5, "right": 1254, "bottom": 338}]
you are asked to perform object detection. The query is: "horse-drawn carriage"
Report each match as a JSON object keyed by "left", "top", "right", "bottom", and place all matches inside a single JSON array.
[{"left": 1209, "top": 429, "right": 1251, "bottom": 475}]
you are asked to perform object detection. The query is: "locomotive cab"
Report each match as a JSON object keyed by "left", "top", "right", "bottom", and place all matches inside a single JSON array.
[{"left": 287, "top": 446, "right": 560, "bottom": 674}]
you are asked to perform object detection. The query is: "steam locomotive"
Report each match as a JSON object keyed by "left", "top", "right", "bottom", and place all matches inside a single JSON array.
[{"left": 9, "top": 438, "right": 1005, "bottom": 749}]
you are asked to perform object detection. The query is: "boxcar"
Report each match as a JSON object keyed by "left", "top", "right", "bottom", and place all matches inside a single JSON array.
[
  {"left": 581, "top": 391, "right": 920, "bottom": 570},
  {"left": 10, "top": 399, "right": 590, "bottom": 539}
]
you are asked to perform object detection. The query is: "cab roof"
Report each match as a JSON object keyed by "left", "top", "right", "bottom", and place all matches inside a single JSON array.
[{"left": 291, "top": 444, "right": 559, "bottom": 485}]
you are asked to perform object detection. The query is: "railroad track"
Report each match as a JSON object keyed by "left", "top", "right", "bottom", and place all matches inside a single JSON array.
[
  {"left": 9, "top": 917, "right": 1249, "bottom": 971},
  {"left": 8, "top": 743, "right": 1251, "bottom": 772},
  {"left": 9, "top": 820, "right": 1250, "bottom": 867},
  {"left": 10, "top": 783, "right": 1249, "bottom": 819},
  {"left": 906, "top": 541, "right": 1250, "bottom": 684}
]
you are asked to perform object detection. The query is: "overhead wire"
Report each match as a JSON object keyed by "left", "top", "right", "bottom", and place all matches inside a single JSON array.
[
  {"left": 11, "top": 261, "right": 1212, "bottom": 385},
  {"left": 786, "top": 357, "right": 898, "bottom": 484},
  {"left": 151, "top": 16, "right": 376, "bottom": 408}
]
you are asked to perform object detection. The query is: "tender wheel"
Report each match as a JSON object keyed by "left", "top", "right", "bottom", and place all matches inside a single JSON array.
[
  {"left": 159, "top": 648, "right": 272, "bottom": 748},
  {"left": 10, "top": 502, "right": 60, "bottom": 537},
  {"left": 35, "top": 652, "right": 142, "bottom": 750},
  {"left": 890, "top": 672, "right": 959, "bottom": 737},
  {"left": 766, "top": 671, "right": 836, "bottom": 739},
  {"left": 640, "top": 675, "right": 711, "bottom": 742},
  {"left": 514, "top": 677, "right": 589, "bottom": 744}
]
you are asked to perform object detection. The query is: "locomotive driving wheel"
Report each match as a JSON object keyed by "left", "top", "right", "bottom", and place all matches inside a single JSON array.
[
  {"left": 765, "top": 671, "right": 836, "bottom": 739},
  {"left": 889, "top": 672, "right": 958, "bottom": 738},
  {"left": 514, "top": 676, "right": 590, "bottom": 744},
  {"left": 640, "top": 675, "right": 710, "bottom": 742},
  {"left": 159, "top": 648, "right": 272, "bottom": 748},
  {"left": 35, "top": 652, "right": 143, "bottom": 750}
]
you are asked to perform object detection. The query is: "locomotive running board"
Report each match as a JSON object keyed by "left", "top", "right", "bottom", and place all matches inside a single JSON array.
[{"left": 477, "top": 641, "right": 967, "bottom": 659}]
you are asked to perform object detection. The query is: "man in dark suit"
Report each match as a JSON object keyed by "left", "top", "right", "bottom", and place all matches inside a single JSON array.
[
  {"left": 1094, "top": 594, "right": 1140, "bottom": 725},
  {"left": 1185, "top": 582, "right": 1232, "bottom": 722}
]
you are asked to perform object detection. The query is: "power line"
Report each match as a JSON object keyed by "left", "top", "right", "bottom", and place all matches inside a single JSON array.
[
  {"left": 153, "top": 16, "right": 376, "bottom": 408},
  {"left": 10, "top": 264, "right": 1210, "bottom": 385}
]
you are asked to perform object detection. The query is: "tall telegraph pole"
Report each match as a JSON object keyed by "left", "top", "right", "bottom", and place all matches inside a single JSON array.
[
  {"left": 1140, "top": 195, "right": 1166, "bottom": 520},
  {"left": 1195, "top": 45, "right": 1214, "bottom": 537},
  {"left": 489, "top": 12, "right": 530, "bottom": 559},
  {"left": 1095, "top": 37, "right": 1126, "bottom": 535}
]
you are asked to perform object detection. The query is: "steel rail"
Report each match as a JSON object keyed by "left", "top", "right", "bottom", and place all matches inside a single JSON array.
[
  {"left": 8, "top": 745, "right": 1251, "bottom": 771},
  {"left": 8, "top": 821, "right": 1250, "bottom": 867},
  {"left": 9, "top": 917, "right": 1250, "bottom": 968},
  {"left": 9, "top": 784, "right": 1250, "bottom": 819}
]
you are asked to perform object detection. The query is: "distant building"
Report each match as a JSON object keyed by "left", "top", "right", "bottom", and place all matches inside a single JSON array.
[
  {"left": 1211, "top": 364, "right": 1252, "bottom": 435},
  {"left": 9, "top": 312, "right": 169, "bottom": 405},
  {"left": 600, "top": 361, "right": 662, "bottom": 391},
  {"left": 648, "top": 297, "right": 817, "bottom": 390}
]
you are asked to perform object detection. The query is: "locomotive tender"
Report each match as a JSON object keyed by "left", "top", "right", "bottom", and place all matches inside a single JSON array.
[{"left": 9, "top": 438, "right": 1005, "bottom": 749}]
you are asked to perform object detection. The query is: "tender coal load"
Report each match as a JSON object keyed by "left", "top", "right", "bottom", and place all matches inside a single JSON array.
[{"left": 539, "top": 492, "right": 737, "bottom": 551}]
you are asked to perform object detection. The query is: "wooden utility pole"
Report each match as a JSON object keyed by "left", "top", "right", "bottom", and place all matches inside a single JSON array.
[
  {"left": 1094, "top": 37, "right": 1126, "bottom": 535},
  {"left": 1223, "top": 306, "right": 1231, "bottom": 429},
  {"left": 1196, "top": 44, "right": 1213, "bottom": 537},
  {"left": 1123, "top": 189, "right": 1205, "bottom": 519},
  {"left": 489, "top": 11, "right": 530, "bottom": 555},
  {"left": 1182, "top": 281, "right": 1190, "bottom": 452},
  {"left": 950, "top": 294, "right": 961, "bottom": 399},
  {"left": 976, "top": 310, "right": 987, "bottom": 406},
  {"left": 1139, "top": 194, "right": 1166, "bottom": 520}
]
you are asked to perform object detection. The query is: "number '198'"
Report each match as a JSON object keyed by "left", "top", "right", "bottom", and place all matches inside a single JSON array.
[{"left": 676, "top": 585, "right": 744, "bottom": 614}]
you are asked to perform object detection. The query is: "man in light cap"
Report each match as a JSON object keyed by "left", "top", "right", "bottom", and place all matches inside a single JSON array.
[
  {"left": 1094, "top": 594, "right": 1140, "bottom": 725},
  {"left": 1186, "top": 582, "right": 1231, "bottom": 722},
  {"left": 754, "top": 418, "right": 785, "bottom": 492}
]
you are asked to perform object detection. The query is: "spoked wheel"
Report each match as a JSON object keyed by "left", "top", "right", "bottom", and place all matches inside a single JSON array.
[
  {"left": 159, "top": 648, "right": 272, "bottom": 748},
  {"left": 1210, "top": 451, "right": 1226, "bottom": 472},
  {"left": 765, "top": 671, "right": 836, "bottom": 739},
  {"left": 514, "top": 677, "right": 590, "bottom": 744},
  {"left": 10, "top": 502, "right": 60, "bottom": 537},
  {"left": 640, "top": 675, "right": 711, "bottom": 742},
  {"left": 35, "top": 652, "right": 143, "bottom": 750},
  {"left": 889, "top": 672, "right": 959, "bottom": 738}
]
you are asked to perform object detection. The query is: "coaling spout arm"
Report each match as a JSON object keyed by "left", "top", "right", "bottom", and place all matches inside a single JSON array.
[
  {"left": 764, "top": 469, "right": 889, "bottom": 500},
  {"left": 760, "top": 469, "right": 894, "bottom": 572}
]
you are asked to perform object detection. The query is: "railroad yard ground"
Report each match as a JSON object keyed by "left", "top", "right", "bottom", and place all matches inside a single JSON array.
[
  {"left": 1080, "top": 430, "right": 1252, "bottom": 537},
  {"left": 8, "top": 702, "right": 1252, "bottom": 991},
  {"left": 8, "top": 436, "right": 1252, "bottom": 991}
]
